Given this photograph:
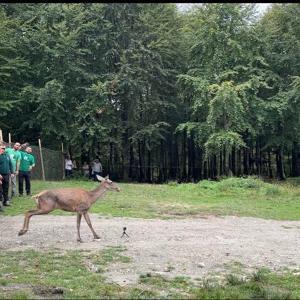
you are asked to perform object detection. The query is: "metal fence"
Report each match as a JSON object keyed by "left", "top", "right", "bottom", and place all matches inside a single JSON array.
[{"left": 30, "top": 145, "right": 64, "bottom": 181}]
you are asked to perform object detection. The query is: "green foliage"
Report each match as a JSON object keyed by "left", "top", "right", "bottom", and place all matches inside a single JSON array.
[
  {"left": 207, "top": 81, "right": 247, "bottom": 132},
  {"left": 0, "top": 7, "right": 28, "bottom": 125},
  {"left": 0, "top": 3, "right": 300, "bottom": 183},
  {"left": 34, "top": 79, "right": 66, "bottom": 137},
  {"left": 217, "top": 177, "right": 262, "bottom": 189},
  {"left": 130, "top": 122, "right": 171, "bottom": 150},
  {"left": 205, "top": 131, "right": 246, "bottom": 156}
]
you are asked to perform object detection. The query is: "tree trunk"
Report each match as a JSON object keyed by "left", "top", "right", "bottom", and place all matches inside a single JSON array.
[
  {"left": 212, "top": 155, "right": 217, "bottom": 179},
  {"left": 196, "top": 147, "right": 203, "bottom": 181},
  {"left": 181, "top": 131, "right": 187, "bottom": 182},
  {"left": 203, "top": 160, "right": 208, "bottom": 179},
  {"left": 108, "top": 142, "right": 114, "bottom": 177},
  {"left": 138, "top": 140, "right": 145, "bottom": 182},
  {"left": 276, "top": 146, "right": 286, "bottom": 180},
  {"left": 292, "top": 142, "right": 300, "bottom": 176},
  {"left": 129, "top": 144, "right": 134, "bottom": 179},
  {"left": 158, "top": 140, "right": 166, "bottom": 183},
  {"left": 174, "top": 137, "right": 180, "bottom": 181},
  {"left": 243, "top": 148, "right": 249, "bottom": 175},
  {"left": 188, "top": 134, "right": 195, "bottom": 181},
  {"left": 219, "top": 150, "right": 223, "bottom": 176},
  {"left": 237, "top": 149, "right": 242, "bottom": 176},
  {"left": 223, "top": 147, "right": 228, "bottom": 176},
  {"left": 268, "top": 151, "right": 273, "bottom": 178},
  {"left": 146, "top": 149, "right": 152, "bottom": 183},
  {"left": 231, "top": 147, "right": 236, "bottom": 175},
  {"left": 249, "top": 146, "right": 254, "bottom": 175}
]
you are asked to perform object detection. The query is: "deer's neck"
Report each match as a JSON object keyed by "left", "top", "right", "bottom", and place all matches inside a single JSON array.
[{"left": 89, "top": 185, "right": 107, "bottom": 204}]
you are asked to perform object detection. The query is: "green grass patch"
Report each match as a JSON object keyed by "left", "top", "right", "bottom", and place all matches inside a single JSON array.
[
  {"left": 1, "top": 250, "right": 300, "bottom": 299},
  {"left": 0, "top": 248, "right": 131, "bottom": 299},
  {"left": 3, "top": 176, "right": 300, "bottom": 220},
  {"left": 137, "top": 269, "right": 300, "bottom": 299}
]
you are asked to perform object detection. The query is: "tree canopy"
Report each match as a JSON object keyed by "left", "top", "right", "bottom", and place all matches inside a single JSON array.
[{"left": 1, "top": 3, "right": 300, "bottom": 182}]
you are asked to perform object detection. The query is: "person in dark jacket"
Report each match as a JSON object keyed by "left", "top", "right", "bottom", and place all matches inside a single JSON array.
[{"left": 0, "top": 144, "right": 13, "bottom": 211}]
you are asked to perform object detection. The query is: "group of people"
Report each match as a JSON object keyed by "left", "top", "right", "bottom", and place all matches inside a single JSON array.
[
  {"left": 65, "top": 157, "right": 102, "bottom": 181},
  {"left": 0, "top": 142, "right": 36, "bottom": 212}
]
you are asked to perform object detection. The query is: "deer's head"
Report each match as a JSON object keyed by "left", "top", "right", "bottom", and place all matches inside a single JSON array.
[{"left": 96, "top": 175, "right": 121, "bottom": 192}]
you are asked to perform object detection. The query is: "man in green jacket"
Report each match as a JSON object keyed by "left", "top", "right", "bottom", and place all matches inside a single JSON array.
[
  {"left": 19, "top": 146, "right": 35, "bottom": 196},
  {"left": 5, "top": 142, "right": 21, "bottom": 199},
  {"left": 0, "top": 144, "right": 13, "bottom": 211}
]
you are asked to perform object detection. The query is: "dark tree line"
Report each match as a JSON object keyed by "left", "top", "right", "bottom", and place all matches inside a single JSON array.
[{"left": 1, "top": 3, "right": 300, "bottom": 182}]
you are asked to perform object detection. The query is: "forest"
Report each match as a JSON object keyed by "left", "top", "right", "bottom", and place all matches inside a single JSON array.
[{"left": 0, "top": 3, "right": 299, "bottom": 182}]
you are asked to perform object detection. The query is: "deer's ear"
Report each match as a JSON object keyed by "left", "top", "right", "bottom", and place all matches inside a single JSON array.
[
  {"left": 105, "top": 175, "right": 109, "bottom": 179},
  {"left": 96, "top": 175, "right": 106, "bottom": 182}
]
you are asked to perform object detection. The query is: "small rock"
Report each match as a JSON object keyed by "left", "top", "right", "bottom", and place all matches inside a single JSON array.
[{"left": 198, "top": 263, "right": 205, "bottom": 268}]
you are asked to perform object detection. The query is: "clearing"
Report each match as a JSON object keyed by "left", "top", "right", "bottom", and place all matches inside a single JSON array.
[{"left": 1, "top": 214, "right": 300, "bottom": 285}]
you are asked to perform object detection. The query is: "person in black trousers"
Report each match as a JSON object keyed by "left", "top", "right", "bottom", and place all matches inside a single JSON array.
[
  {"left": 0, "top": 144, "right": 13, "bottom": 211},
  {"left": 19, "top": 146, "right": 35, "bottom": 196}
]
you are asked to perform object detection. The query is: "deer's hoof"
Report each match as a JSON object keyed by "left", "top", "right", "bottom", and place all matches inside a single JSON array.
[{"left": 18, "top": 230, "right": 26, "bottom": 236}]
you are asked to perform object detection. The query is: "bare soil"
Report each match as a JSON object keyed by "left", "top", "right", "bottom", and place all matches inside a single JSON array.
[{"left": 1, "top": 214, "right": 300, "bottom": 285}]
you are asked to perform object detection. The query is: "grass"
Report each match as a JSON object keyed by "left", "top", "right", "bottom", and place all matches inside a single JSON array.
[
  {"left": 1, "top": 250, "right": 300, "bottom": 299},
  {"left": 138, "top": 268, "right": 300, "bottom": 299},
  {"left": 1, "top": 176, "right": 300, "bottom": 299},
  {"left": 0, "top": 248, "right": 131, "bottom": 299},
  {"left": 2, "top": 176, "right": 300, "bottom": 220}
]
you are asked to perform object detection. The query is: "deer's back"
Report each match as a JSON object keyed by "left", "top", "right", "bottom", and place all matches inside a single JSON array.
[{"left": 36, "top": 188, "right": 90, "bottom": 212}]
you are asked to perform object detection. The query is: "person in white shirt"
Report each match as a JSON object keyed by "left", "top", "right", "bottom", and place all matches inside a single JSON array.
[
  {"left": 65, "top": 156, "right": 74, "bottom": 178},
  {"left": 92, "top": 158, "right": 102, "bottom": 181}
]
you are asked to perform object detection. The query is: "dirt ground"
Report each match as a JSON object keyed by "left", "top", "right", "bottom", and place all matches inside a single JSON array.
[{"left": 1, "top": 214, "right": 300, "bottom": 285}]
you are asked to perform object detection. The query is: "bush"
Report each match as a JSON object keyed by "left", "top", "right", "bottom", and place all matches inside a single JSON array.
[
  {"left": 198, "top": 180, "right": 218, "bottom": 190},
  {"left": 263, "top": 185, "right": 282, "bottom": 196},
  {"left": 217, "top": 177, "right": 262, "bottom": 191}
]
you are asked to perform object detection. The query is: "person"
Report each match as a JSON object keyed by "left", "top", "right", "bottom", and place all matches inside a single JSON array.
[
  {"left": 5, "top": 142, "right": 21, "bottom": 199},
  {"left": 92, "top": 158, "right": 102, "bottom": 181},
  {"left": 19, "top": 146, "right": 35, "bottom": 196},
  {"left": 82, "top": 161, "right": 89, "bottom": 178},
  {"left": 65, "top": 155, "right": 74, "bottom": 178},
  {"left": 89, "top": 161, "right": 93, "bottom": 179},
  {"left": 0, "top": 144, "right": 14, "bottom": 210},
  {"left": 20, "top": 142, "right": 29, "bottom": 152}
]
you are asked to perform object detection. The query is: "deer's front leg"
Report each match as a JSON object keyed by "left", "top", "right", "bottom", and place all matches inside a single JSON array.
[
  {"left": 83, "top": 212, "right": 100, "bottom": 240},
  {"left": 77, "top": 213, "right": 83, "bottom": 243}
]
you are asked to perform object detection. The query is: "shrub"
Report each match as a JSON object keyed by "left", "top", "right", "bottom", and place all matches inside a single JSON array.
[{"left": 217, "top": 177, "right": 262, "bottom": 191}]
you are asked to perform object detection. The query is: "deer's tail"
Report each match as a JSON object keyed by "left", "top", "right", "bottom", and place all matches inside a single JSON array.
[{"left": 31, "top": 191, "right": 46, "bottom": 204}]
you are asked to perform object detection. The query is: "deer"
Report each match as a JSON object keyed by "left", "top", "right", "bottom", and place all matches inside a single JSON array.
[{"left": 18, "top": 175, "right": 121, "bottom": 242}]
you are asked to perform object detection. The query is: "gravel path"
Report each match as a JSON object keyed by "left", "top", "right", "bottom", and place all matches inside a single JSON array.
[{"left": 1, "top": 214, "right": 300, "bottom": 285}]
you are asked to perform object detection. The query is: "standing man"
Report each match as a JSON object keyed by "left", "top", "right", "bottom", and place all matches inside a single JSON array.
[
  {"left": 92, "top": 158, "right": 102, "bottom": 181},
  {"left": 5, "top": 142, "right": 21, "bottom": 199},
  {"left": 19, "top": 146, "right": 35, "bottom": 196},
  {"left": 64, "top": 155, "right": 74, "bottom": 178},
  {"left": 0, "top": 144, "right": 13, "bottom": 210}
]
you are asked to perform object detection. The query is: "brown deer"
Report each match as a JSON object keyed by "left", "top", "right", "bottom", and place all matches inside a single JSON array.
[{"left": 18, "top": 175, "right": 121, "bottom": 242}]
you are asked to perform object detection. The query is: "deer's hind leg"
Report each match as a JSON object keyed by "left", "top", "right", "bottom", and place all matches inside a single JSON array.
[
  {"left": 18, "top": 197, "right": 55, "bottom": 236},
  {"left": 76, "top": 213, "right": 83, "bottom": 243},
  {"left": 18, "top": 208, "right": 53, "bottom": 236}
]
